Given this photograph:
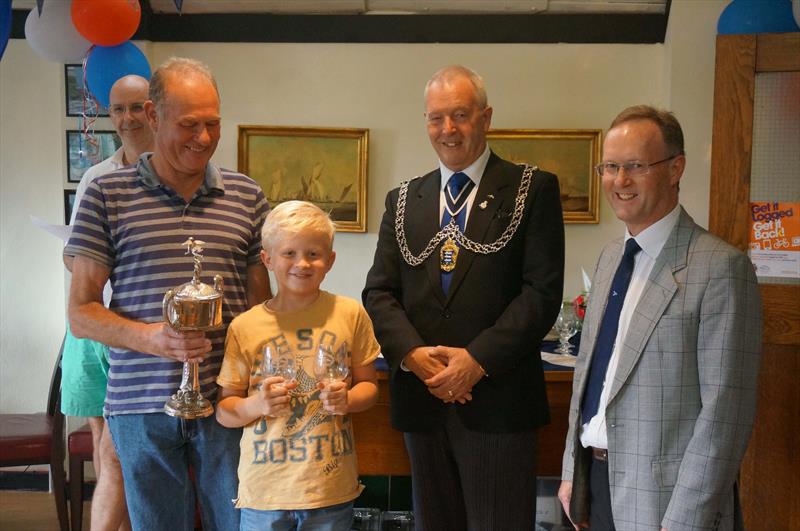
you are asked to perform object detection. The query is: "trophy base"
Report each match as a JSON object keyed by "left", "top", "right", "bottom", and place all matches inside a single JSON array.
[{"left": 164, "top": 391, "right": 214, "bottom": 419}]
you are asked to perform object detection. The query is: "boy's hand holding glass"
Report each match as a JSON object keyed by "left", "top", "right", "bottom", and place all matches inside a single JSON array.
[
  {"left": 257, "top": 346, "right": 297, "bottom": 417},
  {"left": 314, "top": 345, "right": 351, "bottom": 415},
  {"left": 256, "top": 376, "right": 297, "bottom": 417},
  {"left": 318, "top": 380, "right": 349, "bottom": 415}
]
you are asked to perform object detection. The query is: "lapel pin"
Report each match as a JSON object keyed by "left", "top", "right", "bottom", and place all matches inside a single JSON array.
[{"left": 479, "top": 201, "right": 488, "bottom": 210}]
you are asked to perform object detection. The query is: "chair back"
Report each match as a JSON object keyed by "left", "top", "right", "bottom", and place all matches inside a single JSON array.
[{"left": 46, "top": 336, "right": 65, "bottom": 417}]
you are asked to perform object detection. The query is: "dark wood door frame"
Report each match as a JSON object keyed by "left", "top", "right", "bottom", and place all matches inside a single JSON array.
[{"left": 709, "top": 32, "right": 800, "bottom": 529}]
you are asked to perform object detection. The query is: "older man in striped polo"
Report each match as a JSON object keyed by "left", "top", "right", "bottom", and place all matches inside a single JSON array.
[{"left": 65, "top": 57, "right": 271, "bottom": 530}]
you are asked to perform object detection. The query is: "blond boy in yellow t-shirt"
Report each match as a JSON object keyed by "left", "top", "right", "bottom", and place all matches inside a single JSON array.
[{"left": 216, "top": 201, "right": 380, "bottom": 530}]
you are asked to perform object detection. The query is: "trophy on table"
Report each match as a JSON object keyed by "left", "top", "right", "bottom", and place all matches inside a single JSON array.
[{"left": 162, "top": 237, "right": 224, "bottom": 419}]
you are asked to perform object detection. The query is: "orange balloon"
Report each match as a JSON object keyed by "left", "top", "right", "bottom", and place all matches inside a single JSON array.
[{"left": 71, "top": 0, "right": 141, "bottom": 47}]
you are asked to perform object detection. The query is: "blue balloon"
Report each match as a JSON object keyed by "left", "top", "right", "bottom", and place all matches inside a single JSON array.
[
  {"left": 0, "top": 0, "right": 11, "bottom": 62},
  {"left": 85, "top": 41, "right": 151, "bottom": 107},
  {"left": 718, "top": 0, "right": 800, "bottom": 35}
]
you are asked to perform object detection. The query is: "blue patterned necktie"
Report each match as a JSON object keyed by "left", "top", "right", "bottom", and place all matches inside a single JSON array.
[
  {"left": 581, "top": 238, "right": 641, "bottom": 425},
  {"left": 440, "top": 172, "right": 474, "bottom": 294}
]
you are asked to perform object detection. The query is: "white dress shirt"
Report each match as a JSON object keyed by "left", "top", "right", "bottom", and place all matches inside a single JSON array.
[
  {"left": 399, "top": 145, "right": 492, "bottom": 372},
  {"left": 437, "top": 144, "right": 490, "bottom": 227},
  {"left": 580, "top": 204, "right": 681, "bottom": 449}
]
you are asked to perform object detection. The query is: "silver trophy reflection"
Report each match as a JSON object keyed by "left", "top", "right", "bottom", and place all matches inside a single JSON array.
[{"left": 162, "top": 237, "right": 224, "bottom": 419}]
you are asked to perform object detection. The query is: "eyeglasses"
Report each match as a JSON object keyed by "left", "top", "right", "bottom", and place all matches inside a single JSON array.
[
  {"left": 594, "top": 154, "right": 681, "bottom": 177},
  {"left": 108, "top": 102, "right": 146, "bottom": 117}
]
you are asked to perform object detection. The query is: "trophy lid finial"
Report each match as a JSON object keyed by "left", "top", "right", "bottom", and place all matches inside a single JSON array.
[{"left": 182, "top": 237, "right": 206, "bottom": 284}]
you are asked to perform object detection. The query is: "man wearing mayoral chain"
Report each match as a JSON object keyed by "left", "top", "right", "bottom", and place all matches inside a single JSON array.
[{"left": 363, "top": 65, "right": 565, "bottom": 530}]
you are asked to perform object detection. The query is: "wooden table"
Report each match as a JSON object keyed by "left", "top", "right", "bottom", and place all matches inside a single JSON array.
[{"left": 352, "top": 370, "right": 574, "bottom": 477}]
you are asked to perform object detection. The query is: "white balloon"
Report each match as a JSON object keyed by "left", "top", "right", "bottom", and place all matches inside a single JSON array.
[{"left": 25, "top": 1, "right": 91, "bottom": 63}]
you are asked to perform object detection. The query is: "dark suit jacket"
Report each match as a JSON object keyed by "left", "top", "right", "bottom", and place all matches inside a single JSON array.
[{"left": 363, "top": 152, "right": 565, "bottom": 433}]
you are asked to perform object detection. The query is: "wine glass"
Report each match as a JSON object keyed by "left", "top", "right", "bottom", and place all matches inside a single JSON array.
[
  {"left": 553, "top": 302, "right": 579, "bottom": 355},
  {"left": 261, "top": 345, "right": 297, "bottom": 390},
  {"left": 314, "top": 344, "right": 350, "bottom": 386}
]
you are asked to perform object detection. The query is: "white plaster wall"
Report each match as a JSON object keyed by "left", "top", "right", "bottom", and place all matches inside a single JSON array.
[
  {"left": 0, "top": 0, "right": 726, "bottom": 413},
  {"left": 149, "top": 40, "right": 664, "bottom": 303},
  {"left": 665, "top": 0, "right": 728, "bottom": 227},
  {"left": 1, "top": 40, "right": 68, "bottom": 414}
]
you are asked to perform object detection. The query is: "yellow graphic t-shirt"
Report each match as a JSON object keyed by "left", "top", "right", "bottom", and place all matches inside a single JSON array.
[{"left": 217, "top": 291, "right": 381, "bottom": 510}]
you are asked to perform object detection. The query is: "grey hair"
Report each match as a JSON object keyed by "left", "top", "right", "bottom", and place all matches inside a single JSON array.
[
  {"left": 148, "top": 57, "right": 219, "bottom": 113},
  {"left": 424, "top": 65, "right": 488, "bottom": 109}
]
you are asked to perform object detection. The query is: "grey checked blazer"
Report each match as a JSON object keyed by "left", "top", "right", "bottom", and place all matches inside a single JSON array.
[{"left": 561, "top": 208, "right": 762, "bottom": 531}]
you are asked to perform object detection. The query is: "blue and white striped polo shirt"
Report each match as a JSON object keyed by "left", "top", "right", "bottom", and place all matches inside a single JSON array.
[{"left": 65, "top": 154, "right": 269, "bottom": 415}]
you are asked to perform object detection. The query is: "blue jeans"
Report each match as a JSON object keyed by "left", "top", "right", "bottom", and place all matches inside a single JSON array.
[
  {"left": 240, "top": 501, "right": 353, "bottom": 531},
  {"left": 108, "top": 413, "right": 242, "bottom": 531}
]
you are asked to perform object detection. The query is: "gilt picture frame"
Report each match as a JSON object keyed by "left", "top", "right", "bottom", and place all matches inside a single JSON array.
[
  {"left": 238, "top": 125, "right": 369, "bottom": 232},
  {"left": 487, "top": 129, "right": 602, "bottom": 224}
]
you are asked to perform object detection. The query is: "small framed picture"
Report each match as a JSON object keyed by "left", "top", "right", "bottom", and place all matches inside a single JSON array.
[
  {"left": 64, "top": 189, "right": 77, "bottom": 225},
  {"left": 64, "top": 64, "right": 108, "bottom": 117},
  {"left": 66, "top": 130, "right": 121, "bottom": 183}
]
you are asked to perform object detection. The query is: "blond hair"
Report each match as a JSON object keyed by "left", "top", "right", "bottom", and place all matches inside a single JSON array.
[{"left": 261, "top": 201, "right": 335, "bottom": 251}]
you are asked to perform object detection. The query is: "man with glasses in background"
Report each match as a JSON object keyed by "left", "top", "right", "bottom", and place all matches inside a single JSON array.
[
  {"left": 62, "top": 74, "right": 153, "bottom": 531},
  {"left": 559, "top": 105, "right": 762, "bottom": 531}
]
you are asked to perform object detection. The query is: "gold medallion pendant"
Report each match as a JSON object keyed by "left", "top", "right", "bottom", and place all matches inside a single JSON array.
[{"left": 440, "top": 238, "right": 459, "bottom": 272}]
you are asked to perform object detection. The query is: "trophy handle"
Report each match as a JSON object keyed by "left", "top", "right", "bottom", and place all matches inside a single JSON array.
[{"left": 162, "top": 289, "right": 179, "bottom": 329}]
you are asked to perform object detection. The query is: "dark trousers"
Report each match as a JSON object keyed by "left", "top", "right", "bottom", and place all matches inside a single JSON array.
[
  {"left": 403, "top": 407, "right": 538, "bottom": 531},
  {"left": 588, "top": 455, "right": 616, "bottom": 531}
]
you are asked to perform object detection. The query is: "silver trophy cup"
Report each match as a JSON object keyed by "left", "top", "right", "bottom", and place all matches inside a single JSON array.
[{"left": 162, "top": 238, "right": 224, "bottom": 419}]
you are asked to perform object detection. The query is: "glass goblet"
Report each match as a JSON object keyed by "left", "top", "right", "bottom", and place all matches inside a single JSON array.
[
  {"left": 261, "top": 345, "right": 297, "bottom": 390},
  {"left": 313, "top": 344, "right": 350, "bottom": 386},
  {"left": 554, "top": 302, "right": 579, "bottom": 355}
]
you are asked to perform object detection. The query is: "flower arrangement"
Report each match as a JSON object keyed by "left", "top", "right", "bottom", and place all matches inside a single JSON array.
[
  {"left": 569, "top": 268, "right": 592, "bottom": 332},
  {"left": 572, "top": 292, "right": 588, "bottom": 329},
  {"left": 572, "top": 293, "right": 587, "bottom": 321}
]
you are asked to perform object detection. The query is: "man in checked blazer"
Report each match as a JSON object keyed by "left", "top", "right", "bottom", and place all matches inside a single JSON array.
[
  {"left": 363, "top": 65, "right": 564, "bottom": 530},
  {"left": 559, "top": 105, "right": 762, "bottom": 531}
]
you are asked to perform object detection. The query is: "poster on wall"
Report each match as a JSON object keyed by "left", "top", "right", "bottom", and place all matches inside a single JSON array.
[{"left": 749, "top": 201, "right": 800, "bottom": 279}]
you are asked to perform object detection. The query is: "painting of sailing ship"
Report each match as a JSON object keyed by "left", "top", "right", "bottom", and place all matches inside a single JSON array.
[
  {"left": 487, "top": 129, "right": 601, "bottom": 224},
  {"left": 238, "top": 126, "right": 369, "bottom": 232}
]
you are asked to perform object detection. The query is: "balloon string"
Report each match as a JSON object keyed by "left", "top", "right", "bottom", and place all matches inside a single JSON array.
[{"left": 80, "top": 48, "right": 98, "bottom": 153}]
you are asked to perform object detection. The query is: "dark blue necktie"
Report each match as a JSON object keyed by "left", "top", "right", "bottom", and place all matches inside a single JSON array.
[
  {"left": 581, "top": 238, "right": 641, "bottom": 425},
  {"left": 440, "top": 172, "right": 474, "bottom": 294}
]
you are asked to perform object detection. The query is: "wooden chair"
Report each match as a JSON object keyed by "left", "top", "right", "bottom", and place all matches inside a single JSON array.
[
  {"left": 68, "top": 418, "right": 205, "bottom": 531},
  {"left": 68, "top": 424, "right": 93, "bottom": 531},
  {"left": 0, "top": 338, "right": 69, "bottom": 531},
  {"left": 69, "top": 430, "right": 205, "bottom": 530}
]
